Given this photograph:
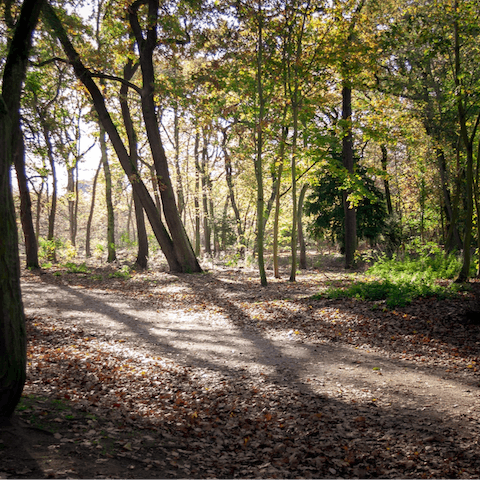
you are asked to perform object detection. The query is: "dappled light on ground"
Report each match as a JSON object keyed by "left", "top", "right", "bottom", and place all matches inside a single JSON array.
[{"left": 14, "top": 265, "right": 480, "bottom": 478}]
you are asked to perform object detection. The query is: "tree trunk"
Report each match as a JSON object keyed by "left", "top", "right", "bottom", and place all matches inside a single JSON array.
[
  {"left": 85, "top": 159, "right": 102, "bottom": 258},
  {"left": 194, "top": 132, "right": 201, "bottom": 256},
  {"left": 289, "top": 97, "right": 299, "bottom": 282},
  {"left": 43, "top": 123, "right": 57, "bottom": 262},
  {"left": 128, "top": 0, "right": 200, "bottom": 273},
  {"left": 273, "top": 132, "right": 286, "bottom": 278},
  {"left": 380, "top": 144, "right": 393, "bottom": 216},
  {"left": 14, "top": 126, "right": 39, "bottom": 268},
  {"left": 200, "top": 134, "right": 211, "bottom": 256},
  {"left": 255, "top": 1, "right": 267, "bottom": 286},
  {"left": 298, "top": 183, "right": 308, "bottom": 270},
  {"left": 342, "top": 82, "right": 357, "bottom": 269},
  {"left": 173, "top": 105, "right": 185, "bottom": 216},
  {"left": 0, "top": 0, "right": 43, "bottom": 422},
  {"left": 119, "top": 58, "right": 148, "bottom": 269},
  {"left": 435, "top": 147, "right": 462, "bottom": 252},
  {"left": 223, "top": 130, "right": 245, "bottom": 257},
  {"left": 99, "top": 120, "right": 116, "bottom": 263},
  {"left": 42, "top": 2, "right": 195, "bottom": 273}
]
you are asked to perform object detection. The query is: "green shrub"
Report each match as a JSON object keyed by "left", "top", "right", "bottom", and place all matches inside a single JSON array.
[
  {"left": 64, "top": 262, "right": 90, "bottom": 274},
  {"left": 316, "top": 250, "right": 463, "bottom": 308},
  {"left": 109, "top": 265, "right": 131, "bottom": 279}
]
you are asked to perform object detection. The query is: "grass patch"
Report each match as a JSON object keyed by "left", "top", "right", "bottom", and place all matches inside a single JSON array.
[{"left": 316, "top": 252, "right": 465, "bottom": 308}]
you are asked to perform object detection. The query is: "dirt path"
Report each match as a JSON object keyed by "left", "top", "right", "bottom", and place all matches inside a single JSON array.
[
  {"left": 21, "top": 272, "right": 478, "bottom": 414},
  {"left": 12, "top": 267, "right": 480, "bottom": 478}
]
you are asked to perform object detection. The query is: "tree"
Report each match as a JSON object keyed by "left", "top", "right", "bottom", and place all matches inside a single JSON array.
[
  {"left": 305, "top": 158, "right": 387, "bottom": 251},
  {"left": 42, "top": 1, "right": 201, "bottom": 273},
  {"left": 0, "top": 0, "right": 44, "bottom": 422}
]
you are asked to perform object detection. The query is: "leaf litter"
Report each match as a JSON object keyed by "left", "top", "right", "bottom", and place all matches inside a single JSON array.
[{"left": 3, "top": 263, "right": 480, "bottom": 478}]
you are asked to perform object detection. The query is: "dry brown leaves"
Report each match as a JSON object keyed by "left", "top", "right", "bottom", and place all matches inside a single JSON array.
[{"left": 19, "top": 265, "right": 480, "bottom": 478}]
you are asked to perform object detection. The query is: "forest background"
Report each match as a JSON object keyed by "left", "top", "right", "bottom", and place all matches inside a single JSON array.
[
  {"left": 9, "top": 0, "right": 480, "bottom": 283},
  {"left": 2, "top": 0, "right": 480, "bottom": 424}
]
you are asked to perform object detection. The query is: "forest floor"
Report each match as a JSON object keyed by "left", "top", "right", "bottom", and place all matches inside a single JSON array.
[{"left": 1, "top": 253, "right": 480, "bottom": 479}]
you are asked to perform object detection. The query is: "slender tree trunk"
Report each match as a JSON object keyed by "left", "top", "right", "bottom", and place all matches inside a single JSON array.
[
  {"left": 85, "top": 159, "right": 102, "bottom": 258},
  {"left": 43, "top": 123, "right": 57, "bottom": 261},
  {"left": 298, "top": 183, "right": 308, "bottom": 270},
  {"left": 194, "top": 132, "right": 201, "bottom": 256},
  {"left": 99, "top": 121, "right": 116, "bottom": 263},
  {"left": 380, "top": 144, "right": 393, "bottom": 216},
  {"left": 173, "top": 105, "right": 185, "bottom": 216},
  {"left": 255, "top": 1, "right": 267, "bottom": 286},
  {"left": 14, "top": 126, "right": 39, "bottom": 268},
  {"left": 67, "top": 165, "right": 76, "bottom": 245},
  {"left": 342, "top": 82, "right": 357, "bottom": 269},
  {"left": 454, "top": 4, "right": 478, "bottom": 282},
  {"left": 35, "top": 181, "right": 44, "bottom": 242},
  {"left": 289, "top": 97, "right": 299, "bottom": 282},
  {"left": 200, "top": 132, "right": 211, "bottom": 256},
  {"left": 223, "top": 130, "right": 245, "bottom": 257},
  {"left": 435, "top": 147, "right": 462, "bottom": 252},
  {"left": 0, "top": 0, "right": 43, "bottom": 421},
  {"left": 273, "top": 129, "right": 286, "bottom": 278}
]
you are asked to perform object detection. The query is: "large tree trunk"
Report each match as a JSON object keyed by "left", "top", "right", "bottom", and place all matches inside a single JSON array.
[
  {"left": 119, "top": 59, "right": 148, "bottom": 269},
  {"left": 128, "top": 0, "right": 200, "bottom": 273},
  {"left": 342, "top": 82, "right": 357, "bottom": 269},
  {"left": 0, "top": 0, "right": 43, "bottom": 422},
  {"left": 14, "top": 126, "right": 39, "bottom": 268}
]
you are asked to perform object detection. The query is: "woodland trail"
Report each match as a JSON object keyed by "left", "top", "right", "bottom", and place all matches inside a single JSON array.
[{"left": 13, "top": 265, "right": 480, "bottom": 478}]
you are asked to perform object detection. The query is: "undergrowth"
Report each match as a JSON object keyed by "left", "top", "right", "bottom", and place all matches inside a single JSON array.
[{"left": 316, "top": 252, "right": 466, "bottom": 308}]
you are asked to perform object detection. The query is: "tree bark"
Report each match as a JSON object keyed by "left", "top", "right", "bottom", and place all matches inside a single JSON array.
[
  {"left": 255, "top": 0, "right": 267, "bottom": 286},
  {"left": 85, "top": 159, "right": 102, "bottom": 258},
  {"left": 342, "top": 82, "right": 357, "bottom": 269},
  {"left": 99, "top": 120, "right": 117, "bottom": 263},
  {"left": 193, "top": 132, "right": 201, "bottom": 256},
  {"left": 380, "top": 144, "right": 393, "bottom": 216},
  {"left": 119, "top": 58, "right": 148, "bottom": 269},
  {"left": 128, "top": 0, "right": 200, "bottom": 273},
  {"left": 297, "top": 183, "right": 308, "bottom": 270},
  {"left": 0, "top": 0, "right": 43, "bottom": 422},
  {"left": 14, "top": 126, "right": 39, "bottom": 268}
]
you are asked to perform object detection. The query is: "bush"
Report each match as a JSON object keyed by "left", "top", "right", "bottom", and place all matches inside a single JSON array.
[{"left": 317, "top": 250, "right": 464, "bottom": 308}]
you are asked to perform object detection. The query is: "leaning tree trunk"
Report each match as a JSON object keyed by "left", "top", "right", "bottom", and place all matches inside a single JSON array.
[
  {"left": 128, "top": 0, "right": 200, "bottom": 273},
  {"left": 0, "top": 0, "right": 43, "bottom": 422},
  {"left": 42, "top": 2, "right": 195, "bottom": 273},
  {"left": 14, "top": 125, "right": 39, "bottom": 268},
  {"left": 119, "top": 58, "right": 148, "bottom": 269}
]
